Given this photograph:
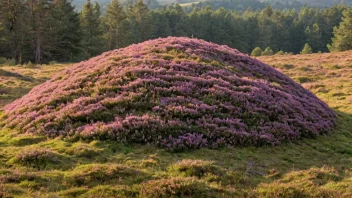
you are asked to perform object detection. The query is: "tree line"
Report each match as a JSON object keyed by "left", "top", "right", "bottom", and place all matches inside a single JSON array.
[{"left": 0, "top": 0, "right": 351, "bottom": 64}]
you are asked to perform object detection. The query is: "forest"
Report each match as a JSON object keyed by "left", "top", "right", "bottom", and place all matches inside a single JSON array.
[{"left": 0, "top": 0, "right": 351, "bottom": 64}]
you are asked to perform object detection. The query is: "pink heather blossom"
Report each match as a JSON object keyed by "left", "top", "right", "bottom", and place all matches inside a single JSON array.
[{"left": 1, "top": 37, "right": 336, "bottom": 150}]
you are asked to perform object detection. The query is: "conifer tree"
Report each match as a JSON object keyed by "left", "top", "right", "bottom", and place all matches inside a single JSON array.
[
  {"left": 328, "top": 8, "right": 352, "bottom": 52},
  {"left": 103, "top": 0, "right": 127, "bottom": 50},
  {"left": 80, "top": 0, "right": 104, "bottom": 58},
  {"left": 251, "top": 47, "right": 262, "bottom": 56},
  {"left": 51, "top": 0, "right": 82, "bottom": 62},
  {"left": 301, "top": 43, "right": 313, "bottom": 54},
  {"left": 261, "top": 47, "right": 274, "bottom": 56},
  {"left": 149, "top": 10, "right": 171, "bottom": 38},
  {"left": 0, "top": 0, "right": 30, "bottom": 63},
  {"left": 305, "top": 23, "right": 323, "bottom": 52},
  {"left": 127, "top": 0, "right": 152, "bottom": 42},
  {"left": 27, "top": 0, "right": 56, "bottom": 63}
]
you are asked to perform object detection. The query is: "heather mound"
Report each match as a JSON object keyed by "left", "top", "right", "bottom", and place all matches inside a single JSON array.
[{"left": 1, "top": 37, "right": 336, "bottom": 150}]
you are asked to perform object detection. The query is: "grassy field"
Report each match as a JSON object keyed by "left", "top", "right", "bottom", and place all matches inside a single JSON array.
[{"left": 0, "top": 51, "right": 352, "bottom": 197}]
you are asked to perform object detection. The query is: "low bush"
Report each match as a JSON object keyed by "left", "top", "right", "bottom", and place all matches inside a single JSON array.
[
  {"left": 140, "top": 177, "right": 222, "bottom": 198},
  {"left": 168, "top": 159, "right": 223, "bottom": 178},
  {"left": 65, "top": 144, "right": 99, "bottom": 158},
  {"left": 10, "top": 148, "right": 56, "bottom": 170}
]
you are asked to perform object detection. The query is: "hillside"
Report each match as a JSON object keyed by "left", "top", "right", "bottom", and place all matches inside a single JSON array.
[
  {"left": 2, "top": 38, "right": 336, "bottom": 149},
  {"left": 265, "top": 0, "right": 352, "bottom": 7},
  {"left": 0, "top": 49, "right": 352, "bottom": 197},
  {"left": 71, "top": 0, "right": 352, "bottom": 10}
]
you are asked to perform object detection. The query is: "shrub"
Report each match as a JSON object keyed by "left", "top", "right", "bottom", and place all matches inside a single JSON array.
[
  {"left": 6, "top": 58, "right": 16, "bottom": 66},
  {"left": 251, "top": 47, "right": 262, "bottom": 56},
  {"left": 10, "top": 148, "right": 56, "bottom": 170},
  {"left": 49, "top": 61, "right": 58, "bottom": 65},
  {"left": 140, "top": 177, "right": 221, "bottom": 198},
  {"left": 276, "top": 50, "right": 285, "bottom": 55},
  {"left": 327, "top": 65, "right": 342, "bottom": 70},
  {"left": 26, "top": 61, "right": 35, "bottom": 68},
  {"left": 0, "top": 57, "right": 6, "bottom": 65},
  {"left": 168, "top": 160, "right": 223, "bottom": 178},
  {"left": 300, "top": 43, "right": 313, "bottom": 54},
  {"left": 297, "top": 76, "right": 313, "bottom": 83},
  {"left": 261, "top": 47, "right": 274, "bottom": 56}
]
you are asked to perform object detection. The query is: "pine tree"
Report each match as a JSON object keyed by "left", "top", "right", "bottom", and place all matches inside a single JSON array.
[
  {"left": 0, "top": 0, "right": 30, "bottom": 63},
  {"left": 51, "top": 0, "right": 82, "bottom": 62},
  {"left": 149, "top": 10, "right": 171, "bottom": 38},
  {"left": 305, "top": 23, "right": 323, "bottom": 52},
  {"left": 251, "top": 47, "right": 262, "bottom": 56},
  {"left": 261, "top": 47, "right": 274, "bottom": 56},
  {"left": 256, "top": 6, "right": 275, "bottom": 50},
  {"left": 103, "top": 0, "right": 127, "bottom": 50},
  {"left": 301, "top": 43, "right": 313, "bottom": 54},
  {"left": 328, "top": 8, "right": 352, "bottom": 52},
  {"left": 127, "top": 0, "right": 152, "bottom": 42},
  {"left": 27, "top": 0, "right": 57, "bottom": 63},
  {"left": 80, "top": 0, "right": 104, "bottom": 58}
]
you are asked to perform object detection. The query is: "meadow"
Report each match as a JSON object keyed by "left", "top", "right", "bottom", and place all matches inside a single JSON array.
[{"left": 0, "top": 50, "right": 352, "bottom": 197}]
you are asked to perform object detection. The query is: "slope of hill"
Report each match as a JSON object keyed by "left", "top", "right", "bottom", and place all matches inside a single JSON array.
[
  {"left": 2, "top": 37, "right": 335, "bottom": 149},
  {"left": 265, "top": 0, "right": 352, "bottom": 7},
  {"left": 71, "top": 0, "right": 352, "bottom": 10},
  {"left": 0, "top": 49, "right": 352, "bottom": 197}
]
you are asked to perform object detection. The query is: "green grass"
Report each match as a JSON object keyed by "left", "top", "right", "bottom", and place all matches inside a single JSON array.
[{"left": 0, "top": 52, "right": 352, "bottom": 197}]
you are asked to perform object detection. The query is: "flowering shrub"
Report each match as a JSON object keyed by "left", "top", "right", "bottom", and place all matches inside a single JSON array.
[
  {"left": 11, "top": 148, "right": 55, "bottom": 170},
  {"left": 1, "top": 37, "right": 336, "bottom": 149}
]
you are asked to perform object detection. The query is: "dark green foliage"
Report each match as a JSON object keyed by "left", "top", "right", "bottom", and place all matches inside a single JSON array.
[
  {"left": 11, "top": 148, "right": 56, "bottom": 170},
  {"left": 0, "top": 0, "right": 351, "bottom": 63},
  {"left": 102, "top": 0, "right": 128, "bottom": 50},
  {"left": 80, "top": 0, "right": 105, "bottom": 58},
  {"left": 251, "top": 47, "right": 262, "bottom": 56},
  {"left": 301, "top": 43, "right": 313, "bottom": 54},
  {"left": 262, "top": 47, "right": 274, "bottom": 56},
  {"left": 328, "top": 8, "right": 352, "bottom": 52}
]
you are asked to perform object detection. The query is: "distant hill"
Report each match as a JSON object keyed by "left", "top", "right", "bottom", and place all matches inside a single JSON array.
[
  {"left": 72, "top": 0, "right": 164, "bottom": 10},
  {"left": 264, "top": 0, "right": 352, "bottom": 7},
  {"left": 72, "top": 0, "right": 352, "bottom": 11}
]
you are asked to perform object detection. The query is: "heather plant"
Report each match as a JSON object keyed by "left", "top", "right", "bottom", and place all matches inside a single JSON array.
[
  {"left": 1, "top": 37, "right": 336, "bottom": 150},
  {"left": 140, "top": 177, "right": 223, "bottom": 198},
  {"left": 10, "top": 148, "right": 56, "bottom": 170},
  {"left": 168, "top": 159, "right": 223, "bottom": 178}
]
